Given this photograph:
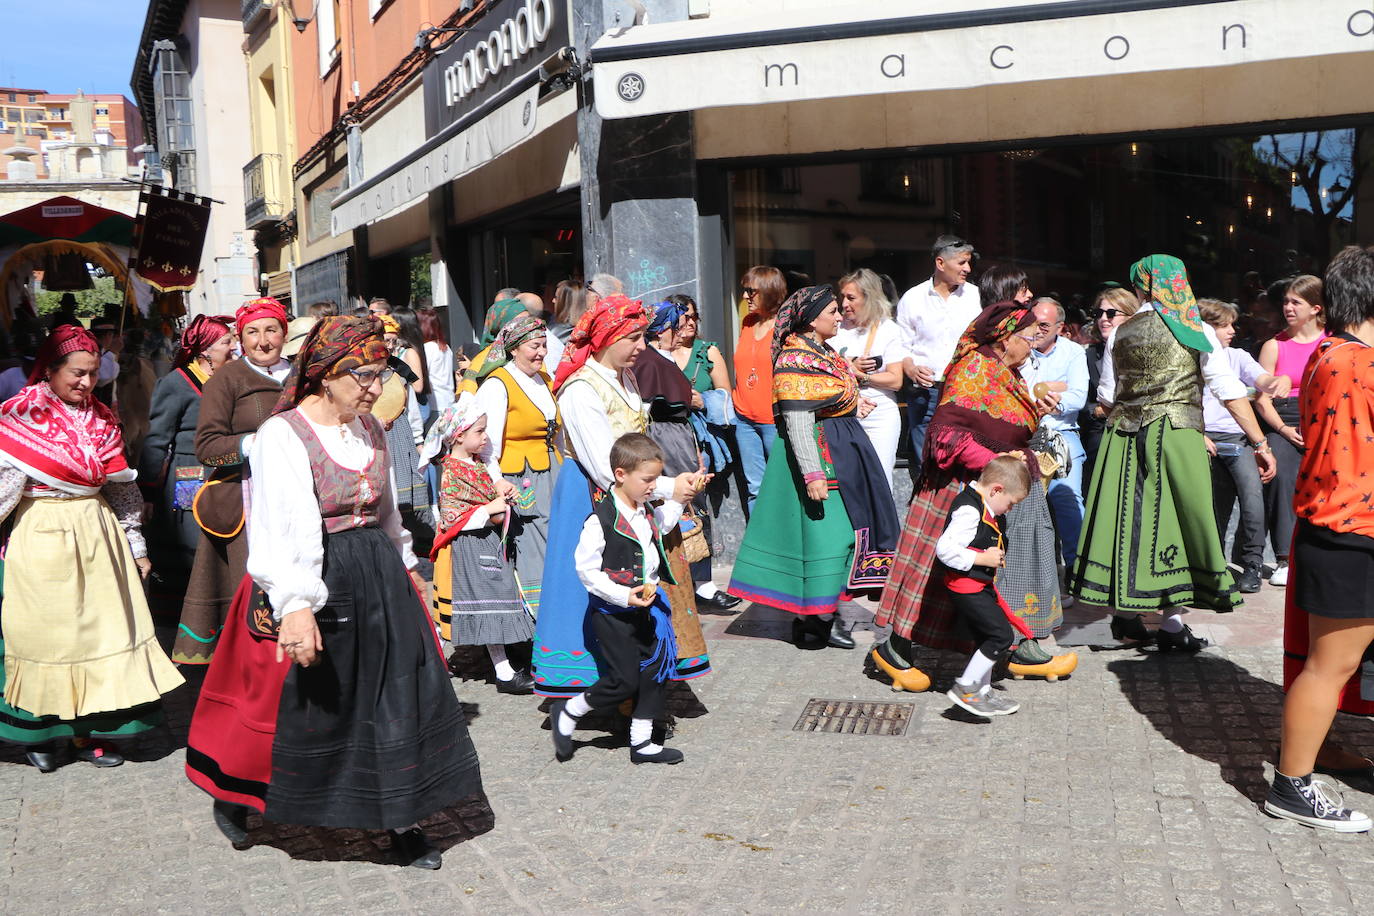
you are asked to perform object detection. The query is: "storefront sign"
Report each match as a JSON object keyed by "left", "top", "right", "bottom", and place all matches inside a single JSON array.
[
  {"left": 423, "top": 0, "right": 568, "bottom": 133},
  {"left": 592, "top": 0, "right": 1369, "bottom": 119}
]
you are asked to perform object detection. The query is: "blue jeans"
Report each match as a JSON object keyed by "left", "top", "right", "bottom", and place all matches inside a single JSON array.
[
  {"left": 905, "top": 383, "right": 941, "bottom": 471},
  {"left": 1045, "top": 429, "right": 1087, "bottom": 567},
  {"left": 734, "top": 415, "right": 776, "bottom": 515},
  {"left": 1211, "top": 432, "right": 1266, "bottom": 570}
]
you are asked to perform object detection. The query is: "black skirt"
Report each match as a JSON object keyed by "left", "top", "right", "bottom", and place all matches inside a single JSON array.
[{"left": 1292, "top": 520, "right": 1374, "bottom": 620}]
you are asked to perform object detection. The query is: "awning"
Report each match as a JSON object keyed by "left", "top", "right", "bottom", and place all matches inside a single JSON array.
[
  {"left": 0, "top": 195, "right": 134, "bottom": 247},
  {"left": 331, "top": 76, "right": 542, "bottom": 236},
  {"left": 591, "top": 0, "right": 1358, "bottom": 119}
]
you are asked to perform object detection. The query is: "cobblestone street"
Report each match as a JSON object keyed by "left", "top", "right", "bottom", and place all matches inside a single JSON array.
[{"left": 1, "top": 583, "right": 1370, "bottom": 914}]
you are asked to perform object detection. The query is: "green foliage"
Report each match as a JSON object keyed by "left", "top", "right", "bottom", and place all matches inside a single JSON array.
[
  {"left": 35, "top": 276, "right": 123, "bottom": 317},
  {"left": 409, "top": 253, "right": 432, "bottom": 305}
]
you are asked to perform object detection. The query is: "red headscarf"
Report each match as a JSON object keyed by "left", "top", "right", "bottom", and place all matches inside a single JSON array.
[
  {"left": 1, "top": 325, "right": 129, "bottom": 493},
  {"left": 273, "top": 316, "right": 389, "bottom": 415},
  {"left": 235, "top": 297, "right": 289, "bottom": 334},
  {"left": 552, "top": 294, "right": 648, "bottom": 392},
  {"left": 173, "top": 315, "right": 234, "bottom": 369}
]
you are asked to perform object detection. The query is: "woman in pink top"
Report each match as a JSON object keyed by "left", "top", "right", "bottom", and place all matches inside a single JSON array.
[{"left": 1257, "top": 275, "right": 1327, "bottom": 586}]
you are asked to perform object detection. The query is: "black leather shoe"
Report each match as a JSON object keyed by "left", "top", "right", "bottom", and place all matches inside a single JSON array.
[
  {"left": 697, "top": 591, "right": 742, "bottom": 613},
  {"left": 72, "top": 740, "right": 123, "bottom": 767},
  {"left": 828, "top": 617, "right": 856, "bottom": 650},
  {"left": 495, "top": 671, "right": 535, "bottom": 694},
  {"left": 212, "top": 801, "right": 251, "bottom": 846},
  {"left": 1109, "top": 614, "right": 1152, "bottom": 644},
  {"left": 1237, "top": 566, "right": 1263, "bottom": 593},
  {"left": 391, "top": 827, "right": 442, "bottom": 870},
  {"left": 24, "top": 743, "right": 57, "bottom": 773},
  {"left": 630, "top": 742, "right": 684, "bottom": 765},
  {"left": 550, "top": 700, "right": 575, "bottom": 762},
  {"left": 1156, "top": 624, "right": 1209, "bottom": 653}
]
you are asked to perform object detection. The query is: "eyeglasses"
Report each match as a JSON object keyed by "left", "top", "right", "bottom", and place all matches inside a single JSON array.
[
  {"left": 347, "top": 367, "right": 395, "bottom": 387},
  {"left": 1095, "top": 308, "right": 1122, "bottom": 320},
  {"left": 742, "top": 287, "right": 758, "bottom": 297},
  {"left": 685, "top": 312, "right": 700, "bottom": 321}
]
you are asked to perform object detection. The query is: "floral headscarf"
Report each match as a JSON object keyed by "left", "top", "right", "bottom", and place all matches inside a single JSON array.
[
  {"left": 771, "top": 285, "right": 837, "bottom": 364},
  {"left": 646, "top": 299, "right": 689, "bottom": 338},
  {"left": 273, "top": 316, "right": 389, "bottom": 415},
  {"left": 552, "top": 294, "right": 648, "bottom": 392},
  {"left": 417, "top": 390, "right": 486, "bottom": 467},
  {"left": 1129, "top": 254, "right": 1211, "bottom": 353},
  {"left": 235, "top": 296, "right": 289, "bottom": 335},
  {"left": 476, "top": 313, "right": 546, "bottom": 381},
  {"left": 480, "top": 298, "right": 527, "bottom": 347}
]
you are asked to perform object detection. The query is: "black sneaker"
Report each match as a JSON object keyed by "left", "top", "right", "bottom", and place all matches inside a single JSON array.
[
  {"left": 1237, "top": 567, "right": 1263, "bottom": 594},
  {"left": 1264, "top": 772, "right": 1372, "bottom": 832}
]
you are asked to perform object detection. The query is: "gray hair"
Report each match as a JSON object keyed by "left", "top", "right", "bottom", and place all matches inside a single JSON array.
[
  {"left": 494, "top": 287, "right": 520, "bottom": 302},
  {"left": 588, "top": 273, "right": 624, "bottom": 297},
  {"left": 1033, "top": 296, "right": 1065, "bottom": 324},
  {"left": 932, "top": 234, "right": 976, "bottom": 262}
]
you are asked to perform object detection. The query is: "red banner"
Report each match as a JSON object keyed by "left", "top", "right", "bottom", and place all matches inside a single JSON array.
[{"left": 132, "top": 191, "right": 212, "bottom": 293}]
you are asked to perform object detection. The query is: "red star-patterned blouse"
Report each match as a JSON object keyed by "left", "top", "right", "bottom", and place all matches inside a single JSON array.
[{"left": 1294, "top": 334, "right": 1374, "bottom": 539}]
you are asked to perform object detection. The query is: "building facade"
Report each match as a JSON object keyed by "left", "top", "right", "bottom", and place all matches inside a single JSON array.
[{"left": 0, "top": 88, "right": 143, "bottom": 181}]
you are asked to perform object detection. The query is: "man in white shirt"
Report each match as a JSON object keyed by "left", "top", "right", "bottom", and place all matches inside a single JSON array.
[
  {"left": 1021, "top": 297, "right": 1089, "bottom": 573},
  {"left": 896, "top": 236, "right": 981, "bottom": 470}
]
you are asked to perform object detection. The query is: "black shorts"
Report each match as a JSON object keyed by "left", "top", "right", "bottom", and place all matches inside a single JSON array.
[{"left": 1292, "top": 520, "right": 1374, "bottom": 620}]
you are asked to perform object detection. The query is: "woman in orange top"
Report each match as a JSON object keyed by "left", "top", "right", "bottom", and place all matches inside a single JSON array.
[
  {"left": 1269, "top": 245, "right": 1374, "bottom": 832},
  {"left": 732, "top": 266, "right": 786, "bottom": 513}
]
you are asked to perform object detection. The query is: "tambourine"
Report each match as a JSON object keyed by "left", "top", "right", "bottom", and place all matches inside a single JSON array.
[{"left": 372, "top": 372, "right": 408, "bottom": 426}]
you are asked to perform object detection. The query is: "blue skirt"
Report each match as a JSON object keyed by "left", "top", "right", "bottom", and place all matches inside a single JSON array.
[{"left": 532, "top": 460, "right": 711, "bottom": 698}]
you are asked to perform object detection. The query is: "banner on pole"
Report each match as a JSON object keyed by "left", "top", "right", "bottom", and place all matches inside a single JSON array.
[{"left": 132, "top": 190, "right": 212, "bottom": 293}]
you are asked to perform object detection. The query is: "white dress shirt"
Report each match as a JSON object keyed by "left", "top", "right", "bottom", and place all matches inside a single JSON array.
[
  {"left": 895, "top": 278, "right": 982, "bottom": 379},
  {"left": 247, "top": 413, "right": 417, "bottom": 620},
  {"left": 1021, "top": 336, "right": 1089, "bottom": 432},
  {"left": 473, "top": 363, "right": 558, "bottom": 480},
  {"left": 558, "top": 358, "right": 674, "bottom": 501},
  {"left": 1097, "top": 304, "right": 1247, "bottom": 407},
  {"left": 574, "top": 491, "right": 684, "bottom": 608},
  {"left": 935, "top": 502, "right": 984, "bottom": 572}
]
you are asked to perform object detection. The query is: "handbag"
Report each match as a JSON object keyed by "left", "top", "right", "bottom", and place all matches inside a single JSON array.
[
  {"left": 172, "top": 465, "right": 206, "bottom": 510},
  {"left": 678, "top": 504, "right": 712, "bottom": 564},
  {"left": 192, "top": 468, "right": 246, "bottom": 539}
]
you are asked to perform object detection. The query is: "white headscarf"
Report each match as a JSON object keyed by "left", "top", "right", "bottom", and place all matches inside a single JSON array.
[{"left": 416, "top": 390, "right": 485, "bottom": 468}]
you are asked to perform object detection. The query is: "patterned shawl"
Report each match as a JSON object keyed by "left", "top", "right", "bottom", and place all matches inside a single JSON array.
[
  {"left": 480, "top": 298, "right": 526, "bottom": 346},
  {"left": 430, "top": 453, "right": 501, "bottom": 560},
  {"left": 475, "top": 312, "right": 546, "bottom": 382},
  {"left": 552, "top": 294, "right": 648, "bottom": 392},
  {"left": 772, "top": 333, "right": 859, "bottom": 419},
  {"left": 273, "top": 315, "right": 389, "bottom": 415},
  {"left": 772, "top": 285, "right": 837, "bottom": 364},
  {"left": 1130, "top": 254, "right": 1211, "bottom": 353},
  {"left": 927, "top": 301, "right": 1040, "bottom": 468},
  {"left": 0, "top": 381, "right": 131, "bottom": 494}
]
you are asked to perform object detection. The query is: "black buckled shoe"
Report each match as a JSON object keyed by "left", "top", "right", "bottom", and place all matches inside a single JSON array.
[
  {"left": 72, "top": 739, "right": 123, "bottom": 768},
  {"left": 495, "top": 671, "right": 535, "bottom": 695},
  {"left": 1156, "top": 624, "right": 1209, "bottom": 653},
  {"left": 24, "top": 743, "right": 57, "bottom": 773},
  {"left": 391, "top": 827, "right": 442, "bottom": 870},
  {"left": 630, "top": 742, "right": 684, "bottom": 765},
  {"left": 212, "top": 801, "right": 251, "bottom": 847},
  {"left": 697, "top": 592, "right": 742, "bottom": 613},
  {"left": 1109, "top": 614, "right": 1152, "bottom": 644}
]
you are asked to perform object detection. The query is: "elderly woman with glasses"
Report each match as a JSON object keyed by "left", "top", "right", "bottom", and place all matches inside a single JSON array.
[
  {"left": 873, "top": 266, "right": 1079, "bottom": 690},
  {"left": 186, "top": 316, "right": 482, "bottom": 870},
  {"left": 1071, "top": 255, "right": 1276, "bottom": 649}
]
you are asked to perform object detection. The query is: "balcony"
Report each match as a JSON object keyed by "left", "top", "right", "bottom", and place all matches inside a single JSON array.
[
  {"left": 242, "top": 0, "right": 272, "bottom": 30},
  {"left": 243, "top": 152, "right": 285, "bottom": 229}
]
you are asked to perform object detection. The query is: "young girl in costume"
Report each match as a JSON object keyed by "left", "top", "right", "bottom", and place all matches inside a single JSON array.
[{"left": 424, "top": 393, "right": 535, "bottom": 693}]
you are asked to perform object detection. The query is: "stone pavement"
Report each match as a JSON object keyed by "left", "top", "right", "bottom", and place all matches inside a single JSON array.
[{"left": 3, "top": 577, "right": 1373, "bottom": 915}]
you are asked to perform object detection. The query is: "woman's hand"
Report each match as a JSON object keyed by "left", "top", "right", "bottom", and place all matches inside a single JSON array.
[
  {"left": 857, "top": 397, "right": 877, "bottom": 419},
  {"left": 1281, "top": 425, "right": 1305, "bottom": 448},
  {"left": 135, "top": 556, "right": 152, "bottom": 581},
  {"left": 277, "top": 608, "right": 323, "bottom": 667},
  {"left": 806, "top": 479, "right": 829, "bottom": 502},
  {"left": 1260, "top": 374, "right": 1294, "bottom": 399},
  {"left": 690, "top": 390, "right": 705, "bottom": 410}
]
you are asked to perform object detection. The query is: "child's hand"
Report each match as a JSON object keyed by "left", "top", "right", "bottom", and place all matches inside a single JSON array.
[
  {"left": 484, "top": 498, "right": 508, "bottom": 519},
  {"left": 497, "top": 479, "right": 518, "bottom": 499},
  {"left": 627, "top": 584, "right": 656, "bottom": 607},
  {"left": 976, "top": 546, "right": 1005, "bottom": 568}
]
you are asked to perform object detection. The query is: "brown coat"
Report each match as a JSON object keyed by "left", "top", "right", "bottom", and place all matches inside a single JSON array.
[{"left": 195, "top": 356, "right": 284, "bottom": 469}]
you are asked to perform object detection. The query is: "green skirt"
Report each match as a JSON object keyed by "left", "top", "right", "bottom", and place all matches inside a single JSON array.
[
  {"left": 1071, "top": 416, "right": 1239, "bottom": 612},
  {"left": 727, "top": 438, "right": 855, "bottom": 615}
]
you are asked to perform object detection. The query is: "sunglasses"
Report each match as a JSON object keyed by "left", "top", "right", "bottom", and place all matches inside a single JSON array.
[
  {"left": 742, "top": 287, "right": 758, "bottom": 297},
  {"left": 346, "top": 366, "right": 396, "bottom": 387},
  {"left": 1095, "top": 308, "right": 1122, "bottom": 320}
]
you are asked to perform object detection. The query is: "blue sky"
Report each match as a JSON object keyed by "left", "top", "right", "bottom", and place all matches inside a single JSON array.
[{"left": 0, "top": 1, "right": 148, "bottom": 99}]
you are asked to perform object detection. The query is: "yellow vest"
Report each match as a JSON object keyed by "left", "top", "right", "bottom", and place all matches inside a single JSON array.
[
  {"left": 493, "top": 366, "right": 561, "bottom": 473},
  {"left": 560, "top": 364, "right": 649, "bottom": 465},
  {"left": 458, "top": 345, "right": 492, "bottom": 396}
]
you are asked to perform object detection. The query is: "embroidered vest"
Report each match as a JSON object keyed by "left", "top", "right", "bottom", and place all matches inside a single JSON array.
[
  {"left": 560, "top": 365, "right": 649, "bottom": 465},
  {"left": 493, "top": 366, "right": 562, "bottom": 474},
  {"left": 280, "top": 410, "right": 388, "bottom": 534},
  {"left": 1108, "top": 309, "right": 1204, "bottom": 433},
  {"left": 590, "top": 488, "right": 676, "bottom": 593},
  {"left": 945, "top": 485, "right": 1007, "bottom": 583}
]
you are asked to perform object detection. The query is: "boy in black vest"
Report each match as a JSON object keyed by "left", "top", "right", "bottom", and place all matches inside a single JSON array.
[
  {"left": 551, "top": 433, "right": 685, "bottom": 765},
  {"left": 936, "top": 455, "right": 1032, "bottom": 719}
]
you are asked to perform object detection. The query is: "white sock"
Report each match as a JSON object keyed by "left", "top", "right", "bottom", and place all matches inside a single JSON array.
[
  {"left": 558, "top": 693, "right": 591, "bottom": 736},
  {"left": 630, "top": 717, "right": 663, "bottom": 754},
  {"left": 696, "top": 582, "right": 719, "bottom": 599},
  {"left": 486, "top": 644, "right": 515, "bottom": 681},
  {"left": 1159, "top": 611, "right": 1185, "bottom": 634},
  {"left": 958, "top": 650, "right": 997, "bottom": 691}
]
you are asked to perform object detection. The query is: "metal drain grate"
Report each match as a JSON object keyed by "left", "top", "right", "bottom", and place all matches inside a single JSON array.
[{"left": 793, "top": 698, "right": 913, "bottom": 736}]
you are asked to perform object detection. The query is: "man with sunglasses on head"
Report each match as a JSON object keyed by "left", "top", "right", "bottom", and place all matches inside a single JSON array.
[{"left": 895, "top": 236, "right": 981, "bottom": 474}]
